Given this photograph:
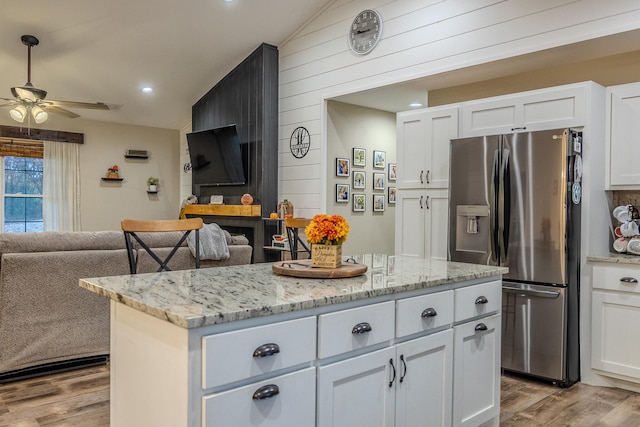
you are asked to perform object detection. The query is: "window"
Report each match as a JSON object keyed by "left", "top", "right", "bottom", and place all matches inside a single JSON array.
[{"left": 3, "top": 156, "right": 43, "bottom": 232}]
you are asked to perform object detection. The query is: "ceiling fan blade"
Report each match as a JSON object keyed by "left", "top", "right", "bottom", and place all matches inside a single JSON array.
[
  {"left": 41, "top": 105, "right": 80, "bottom": 119},
  {"left": 48, "top": 100, "right": 110, "bottom": 110}
]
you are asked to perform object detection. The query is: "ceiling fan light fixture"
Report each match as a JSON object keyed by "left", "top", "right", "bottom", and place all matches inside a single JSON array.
[
  {"left": 9, "top": 104, "right": 27, "bottom": 123},
  {"left": 31, "top": 105, "right": 48, "bottom": 124}
]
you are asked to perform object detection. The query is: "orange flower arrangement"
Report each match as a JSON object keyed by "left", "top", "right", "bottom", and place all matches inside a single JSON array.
[{"left": 305, "top": 214, "right": 349, "bottom": 246}]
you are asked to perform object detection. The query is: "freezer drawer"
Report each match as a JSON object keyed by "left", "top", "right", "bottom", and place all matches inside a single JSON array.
[{"left": 501, "top": 282, "right": 567, "bottom": 382}]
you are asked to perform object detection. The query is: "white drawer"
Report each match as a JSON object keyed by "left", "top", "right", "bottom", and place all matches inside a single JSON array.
[
  {"left": 593, "top": 263, "right": 640, "bottom": 293},
  {"left": 203, "top": 367, "right": 315, "bottom": 427},
  {"left": 454, "top": 280, "right": 501, "bottom": 323},
  {"left": 317, "top": 301, "right": 394, "bottom": 359},
  {"left": 202, "top": 316, "right": 316, "bottom": 389},
  {"left": 396, "top": 290, "right": 454, "bottom": 338}
]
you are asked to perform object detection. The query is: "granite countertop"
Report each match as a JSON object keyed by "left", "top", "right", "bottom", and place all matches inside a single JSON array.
[
  {"left": 79, "top": 255, "right": 508, "bottom": 329},
  {"left": 588, "top": 253, "right": 640, "bottom": 265}
]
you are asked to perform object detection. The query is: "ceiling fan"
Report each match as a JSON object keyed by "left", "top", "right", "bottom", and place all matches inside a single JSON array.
[{"left": 0, "top": 34, "right": 110, "bottom": 126}]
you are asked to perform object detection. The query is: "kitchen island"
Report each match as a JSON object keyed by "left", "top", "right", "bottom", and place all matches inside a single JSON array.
[{"left": 80, "top": 255, "right": 507, "bottom": 427}]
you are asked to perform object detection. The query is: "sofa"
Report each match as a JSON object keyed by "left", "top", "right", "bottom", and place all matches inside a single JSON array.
[{"left": 0, "top": 230, "right": 252, "bottom": 381}]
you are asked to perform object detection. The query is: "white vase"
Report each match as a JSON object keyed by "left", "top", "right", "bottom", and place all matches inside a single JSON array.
[{"left": 148, "top": 185, "right": 157, "bottom": 192}]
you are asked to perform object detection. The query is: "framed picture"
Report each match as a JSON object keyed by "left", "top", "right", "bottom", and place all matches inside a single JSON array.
[
  {"left": 388, "top": 187, "right": 397, "bottom": 204},
  {"left": 353, "top": 148, "right": 366, "bottom": 167},
  {"left": 336, "top": 158, "right": 350, "bottom": 176},
  {"left": 373, "top": 194, "right": 385, "bottom": 212},
  {"left": 352, "top": 193, "right": 366, "bottom": 212},
  {"left": 373, "top": 150, "right": 386, "bottom": 169},
  {"left": 388, "top": 163, "right": 397, "bottom": 181},
  {"left": 353, "top": 170, "right": 366, "bottom": 189},
  {"left": 336, "top": 184, "right": 350, "bottom": 202},
  {"left": 373, "top": 172, "right": 385, "bottom": 190}
]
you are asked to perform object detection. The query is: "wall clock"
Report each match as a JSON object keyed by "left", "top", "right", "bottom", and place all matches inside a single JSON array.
[
  {"left": 349, "top": 9, "right": 382, "bottom": 55},
  {"left": 290, "top": 126, "right": 310, "bottom": 158}
]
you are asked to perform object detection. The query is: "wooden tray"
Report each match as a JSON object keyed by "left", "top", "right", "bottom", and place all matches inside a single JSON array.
[{"left": 272, "top": 260, "right": 368, "bottom": 278}]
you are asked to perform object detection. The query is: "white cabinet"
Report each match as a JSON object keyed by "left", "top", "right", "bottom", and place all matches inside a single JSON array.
[
  {"left": 453, "top": 314, "right": 501, "bottom": 427},
  {"left": 395, "top": 330, "right": 454, "bottom": 427},
  {"left": 592, "top": 263, "right": 640, "bottom": 381},
  {"left": 452, "top": 281, "right": 502, "bottom": 427},
  {"left": 203, "top": 367, "right": 316, "bottom": 427},
  {"left": 605, "top": 82, "right": 640, "bottom": 188},
  {"left": 396, "top": 106, "right": 458, "bottom": 190},
  {"left": 460, "top": 84, "right": 586, "bottom": 137},
  {"left": 317, "top": 347, "right": 397, "bottom": 427},
  {"left": 395, "top": 188, "right": 448, "bottom": 259}
]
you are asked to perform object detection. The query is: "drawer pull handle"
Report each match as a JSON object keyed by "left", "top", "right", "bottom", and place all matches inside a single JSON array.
[
  {"left": 253, "top": 343, "right": 280, "bottom": 358},
  {"left": 252, "top": 384, "right": 279, "bottom": 400},
  {"left": 475, "top": 296, "right": 488, "bottom": 305},
  {"left": 352, "top": 322, "right": 372, "bottom": 334},
  {"left": 620, "top": 277, "right": 638, "bottom": 284},
  {"left": 475, "top": 323, "right": 488, "bottom": 332},
  {"left": 399, "top": 354, "right": 407, "bottom": 383},
  {"left": 421, "top": 308, "right": 437, "bottom": 318},
  {"left": 389, "top": 358, "right": 396, "bottom": 388}
]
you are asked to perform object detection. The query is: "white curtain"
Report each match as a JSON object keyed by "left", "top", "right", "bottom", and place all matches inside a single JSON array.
[{"left": 43, "top": 141, "right": 81, "bottom": 231}]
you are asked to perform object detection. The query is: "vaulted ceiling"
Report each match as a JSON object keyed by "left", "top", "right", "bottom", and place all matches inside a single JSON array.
[{"left": 0, "top": 0, "right": 333, "bottom": 130}]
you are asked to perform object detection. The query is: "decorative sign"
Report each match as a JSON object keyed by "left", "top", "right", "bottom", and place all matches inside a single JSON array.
[{"left": 290, "top": 126, "right": 310, "bottom": 159}]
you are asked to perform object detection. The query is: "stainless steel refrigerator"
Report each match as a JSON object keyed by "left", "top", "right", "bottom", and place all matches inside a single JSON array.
[{"left": 448, "top": 128, "right": 582, "bottom": 387}]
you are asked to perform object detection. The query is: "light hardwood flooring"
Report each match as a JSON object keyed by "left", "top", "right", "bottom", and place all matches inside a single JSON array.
[{"left": 1, "top": 365, "right": 640, "bottom": 426}]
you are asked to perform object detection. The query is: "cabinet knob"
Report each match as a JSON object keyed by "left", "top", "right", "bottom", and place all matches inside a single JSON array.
[
  {"left": 252, "top": 384, "right": 279, "bottom": 400},
  {"left": 475, "top": 296, "right": 488, "bottom": 305},
  {"left": 352, "top": 322, "right": 372, "bottom": 334},
  {"left": 253, "top": 343, "right": 280, "bottom": 358},
  {"left": 421, "top": 308, "right": 437, "bottom": 318},
  {"left": 474, "top": 323, "right": 488, "bottom": 332},
  {"left": 620, "top": 277, "right": 638, "bottom": 284}
]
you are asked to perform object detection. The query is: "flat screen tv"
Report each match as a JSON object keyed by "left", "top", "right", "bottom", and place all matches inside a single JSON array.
[{"left": 187, "top": 125, "right": 246, "bottom": 189}]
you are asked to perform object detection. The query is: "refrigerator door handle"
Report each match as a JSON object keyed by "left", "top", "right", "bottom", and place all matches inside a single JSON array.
[
  {"left": 499, "top": 148, "right": 511, "bottom": 261},
  {"left": 503, "top": 285, "right": 561, "bottom": 299},
  {"left": 489, "top": 149, "right": 500, "bottom": 263}
]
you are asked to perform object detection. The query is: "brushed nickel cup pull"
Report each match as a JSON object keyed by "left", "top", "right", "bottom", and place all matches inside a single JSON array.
[
  {"left": 475, "top": 323, "right": 488, "bottom": 332},
  {"left": 421, "top": 308, "right": 437, "bottom": 318},
  {"left": 475, "top": 296, "right": 488, "bottom": 304},
  {"left": 253, "top": 343, "right": 280, "bottom": 358},
  {"left": 352, "top": 322, "right": 372, "bottom": 334},
  {"left": 620, "top": 277, "right": 639, "bottom": 284},
  {"left": 252, "top": 384, "right": 279, "bottom": 400}
]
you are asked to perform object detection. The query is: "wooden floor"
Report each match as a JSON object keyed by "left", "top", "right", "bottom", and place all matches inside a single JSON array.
[{"left": 1, "top": 365, "right": 640, "bottom": 426}]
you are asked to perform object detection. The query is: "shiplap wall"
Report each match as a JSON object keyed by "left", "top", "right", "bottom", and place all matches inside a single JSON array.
[{"left": 278, "top": 0, "right": 640, "bottom": 216}]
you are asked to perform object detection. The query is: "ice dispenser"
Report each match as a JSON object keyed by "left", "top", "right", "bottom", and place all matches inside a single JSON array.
[{"left": 455, "top": 205, "right": 489, "bottom": 253}]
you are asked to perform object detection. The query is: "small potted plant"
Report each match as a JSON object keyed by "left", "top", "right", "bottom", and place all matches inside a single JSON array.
[{"left": 147, "top": 176, "right": 159, "bottom": 192}]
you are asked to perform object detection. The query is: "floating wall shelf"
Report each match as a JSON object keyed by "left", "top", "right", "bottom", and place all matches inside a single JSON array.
[{"left": 101, "top": 177, "right": 123, "bottom": 182}]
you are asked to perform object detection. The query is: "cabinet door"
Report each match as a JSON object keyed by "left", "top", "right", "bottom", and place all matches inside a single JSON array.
[
  {"left": 397, "top": 111, "right": 427, "bottom": 189},
  {"left": 395, "top": 329, "right": 453, "bottom": 427},
  {"left": 607, "top": 83, "right": 640, "bottom": 187},
  {"left": 395, "top": 189, "right": 426, "bottom": 258},
  {"left": 453, "top": 313, "right": 501, "bottom": 427},
  {"left": 592, "top": 290, "right": 640, "bottom": 380},
  {"left": 397, "top": 107, "right": 458, "bottom": 190},
  {"left": 424, "top": 189, "right": 449, "bottom": 260},
  {"left": 317, "top": 347, "right": 396, "bottom": 427}
]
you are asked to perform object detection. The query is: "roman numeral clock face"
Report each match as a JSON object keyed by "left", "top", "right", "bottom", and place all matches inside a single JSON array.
[{"left": 349, "top": 9, "right": 382, "bottom": 55}]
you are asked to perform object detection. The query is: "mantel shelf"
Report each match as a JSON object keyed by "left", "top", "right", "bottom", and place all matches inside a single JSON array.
[{"left": 182, "top": 204, "right": 261, "bottom": 217}]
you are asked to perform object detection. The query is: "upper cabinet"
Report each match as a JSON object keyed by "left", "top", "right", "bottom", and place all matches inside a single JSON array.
[
  {"left": 396, "top": 106, "right": 459, "bottom": 190},
  {"left": 606, "top": 82, "right": 640, "bottom": 189},
  {"left": 460, "top": 85, "right": 586, "bottom": 137}
]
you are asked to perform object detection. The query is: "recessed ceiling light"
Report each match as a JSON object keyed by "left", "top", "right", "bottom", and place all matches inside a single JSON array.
[
  {"left": 409, "top": 102, "right": 423, "bottom": 107},
  {"left": 141, "top": 87, "right": 153, "bottom": 94}
]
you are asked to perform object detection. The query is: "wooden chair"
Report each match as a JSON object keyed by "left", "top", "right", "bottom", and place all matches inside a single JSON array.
[
  {"left": 284, "top": 217, "right": 311, "bottom": 260},
  {"left": 121, "top": 218, "right": 204, "bottom": 274}
]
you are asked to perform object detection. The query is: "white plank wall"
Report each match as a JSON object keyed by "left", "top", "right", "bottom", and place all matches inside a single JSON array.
[{"left": 278, "top": 0, "right": 640, "bottom": 215}]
